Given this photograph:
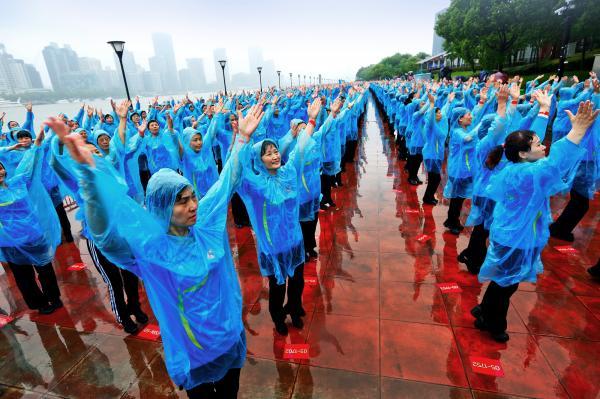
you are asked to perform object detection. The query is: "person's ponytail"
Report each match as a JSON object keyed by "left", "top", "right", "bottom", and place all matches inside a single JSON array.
[{"left": 485, "top": 146, "right": 504, "bottom": 170}]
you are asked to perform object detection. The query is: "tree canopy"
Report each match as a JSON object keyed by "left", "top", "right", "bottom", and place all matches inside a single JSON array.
[
  {"left": 356, "top": 52, "right": 429, "bottom": 80},
  {"left": 435, "top": 0, "right": 600, "bottom": 71}
]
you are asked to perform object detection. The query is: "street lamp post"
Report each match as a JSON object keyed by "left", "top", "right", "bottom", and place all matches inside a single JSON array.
[
  {"left": 218, "top": 60, "right": 228, "bottom": 96},
  {"left": 319, "top": 74, "right": 322, "bottom": 85},
  {"left": 276, "top": 70, "right": 281, "bottom": 90},
  {"left": 107, "top": 41, "right": 131, "bottom": 102},
  {"left": 298, "top": 74, "right": 300, "bottom": 86},
  {"left": 257, "top": 66, "right": 263, "bottom": 93},
  {"left": 555, "top": 0, "right": 575, "bottom": 78},
  {"left": 289, "top": 72, "right": 293, "bottom": 87}
]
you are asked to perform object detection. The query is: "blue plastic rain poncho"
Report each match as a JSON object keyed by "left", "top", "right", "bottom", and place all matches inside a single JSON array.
[
  {"left": 0, "top": 146, "right": 61, "bottom": 266},
  {"left": 443, "top": 107, "right": 480, "bottom": 198},
  {"left": 181, "top": 127, "right": 218, "bottom": 198},
  {"left": 422, "top": 107, "right": 448, "bottom": 174},
  {"left": 238, "top": 138, "right": 308, "bottom": 284},
  {"left": 321, "top": 110, "right": 342, "bottom": 176},
  {"left": 280, "top": 118, "right": 334, "bottom": 221},
  {"left": 479, "top": 137, "right": 586, "bottom": 287},
  {"left": 75, "top": 143, "right": 246, "bottom": 389},
  {"left": 142, "top": 125, "right": 180, "bottom": 174}
]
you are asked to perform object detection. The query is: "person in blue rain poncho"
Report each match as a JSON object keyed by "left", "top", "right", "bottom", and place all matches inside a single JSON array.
[
  {"left": 180, "top": 121, "right": 219, "bottom": 199},
  {"left": 237, "top": 98, "right": 323, "bottom": 337},
  {"left": 43, "top": 103, "right": 268, "bottom": 398},
  {"left": 422, "top": 92, "right": 450, "bottom": 205},
  {"left": 406, "top": 97, "right": 429, "bottom": 186},
  {"left": 457, "top": 84, "right": 523, "bottom": 274},
  {"left": 443, "top": 94, "right": 486, "bottom": 234},
  {"left": 319, "top": 96, "right": 346, "bottom": 208},
  {"left": 549, "top": 74, "right": 599, "bottom": 242},
  {"left": 0, "top": 129, "right": 62, "bottom": 315},
  {"left": 470, "top": 100, "right": 599, "bottom": 343},
  {"left": 279, "top": 113, "right": 336, "bottom": 259},
  {"left": 141, "top": 114, "right": 181, "bottom": 174}
]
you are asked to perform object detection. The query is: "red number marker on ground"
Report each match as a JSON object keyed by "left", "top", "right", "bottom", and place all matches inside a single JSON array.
[
  {"left": 470, "top": 356, "right": 504, "bottom": 377},
  {"left": 67, "top": 262, "right": 86, "bottom": 271},
  {"left": 283, "top": 344, "right": 310, "bottom": 359},
  {"left": 436, "top": 282, "right": 462, "bottom": 293},
  {"left": 134, "top": 324, "right": 161, "bottom": 341}
]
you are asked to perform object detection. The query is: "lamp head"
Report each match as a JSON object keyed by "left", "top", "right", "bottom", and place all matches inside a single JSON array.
[
  {"left": 107, "top": 41, "right": 125, "bottom": 55},
  {"left": 257, "top": 66, "right": 262, "bottom": 73},
  {"left": 218, "top": 60, "right": 227, "bottom": 68},
  {"left": 277, "top": 70, "right": 281, "bottom": 76}
]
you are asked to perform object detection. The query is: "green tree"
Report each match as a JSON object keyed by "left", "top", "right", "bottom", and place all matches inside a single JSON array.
[{"left": 355, "top": 52, "right": 429, "bottom": 80}]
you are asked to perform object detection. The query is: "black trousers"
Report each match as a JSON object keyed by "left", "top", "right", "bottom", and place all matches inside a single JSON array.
[
  {"left": 55, "top": 204, "right": 73, "bottom": 242},
  {"left": 231, "top": 193, "right": 250, "bottom": 226},
  {"left": 397, "top": 135, "right": 408, "bottom": 160},
  {"left": 460, "top": 224, "right": 489, "bottom": 273},
  {"left": 552, "top": 189, "right": 590, "bottom": 234},
  {"left": 185, "top": 368, "right": 241, "bottom": 399},
  {"left": 344, "top": 140, "right": 358, "bottom": 163},
  {"left": 300, "top": 213, "right": 319, "bottom": 251},
  {"left": 86, "top": 240, "right": 141, "bottom": 324},
  {"left": 320, "top": 174, "right": 333, "bottom": 205},
  {"left": 447, "top": 197, "right": 466, "bottom": 227},
  {"left": 423, "top": 172, "right": 441, "bottom": 201},
  {"left": 407, "top": 153, "right": 423, "bottom": 180},
  {"left": 268, "top": 263, "right": 305, "bottom": 323},
  {"left": 8, "top": 262, "right": 60, "bottom": 310},
  {"left": 480, "top": 281, "right": 519, "bottom": 334}
]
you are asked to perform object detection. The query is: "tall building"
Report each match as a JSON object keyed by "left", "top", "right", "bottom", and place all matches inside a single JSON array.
[
  {"left": 152, "top": 32, "right": 179, "bottom": 91},
  {"left": 42, "top": 43, "right": 81, "bottom": 91},
  {"left": 432, "top": 8, "right": 447, "bottom": 55},
  {"left": 186, "top": 58, "right": 207, "bottom": 89},
  {"left": 0, "top": 44, "right": 44, "bottom": 94},
  {"left": 213, "top": 48, "right": 230, "bottom": 88},
  {"left": 79, "top": 57, "right": 102, "bottom": 73},
  {"left": 24, "top": 64, "right": 43, "bottom": 89}
]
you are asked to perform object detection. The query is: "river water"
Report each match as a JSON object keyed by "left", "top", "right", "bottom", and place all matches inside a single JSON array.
[{"left": 1, "top": 92, "right": 214, "bottom": 132}]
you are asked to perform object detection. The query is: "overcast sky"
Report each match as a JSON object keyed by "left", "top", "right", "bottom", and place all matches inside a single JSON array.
[{"left": 1, "top": 0, "right": 450, "bottom": 88}]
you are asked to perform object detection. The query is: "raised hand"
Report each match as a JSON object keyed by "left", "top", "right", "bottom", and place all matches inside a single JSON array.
[
  {"left": 534, "top": 89, "right": 551, "bottom": 112},
  {"left": 572, "top": 75, "right": 579, "bottom": 84},
  {"left": 330, "top": 97, "right": 342, "bottom": 115},
  {"left": 116, "top": 100, "right": 130, "bottom": 119},
  {"left": 307, "top": 98, "right": 322, "bottom": 119},
  {"left": 566, "top": 100, "right": 599, "bottom": 136},
  {"left": 427, "top": 92, "right": 435, "bottom": 105},
  {"left": 0, "top": 112, "right": 5, "bottom": 122},
  {"left": 237, "top": 103, "right": 265, "bottom": 139},
  {"left": 137, "top": 121, "right": 147, "bottom": 137},
  {"left": 86, "top": 105, "right": 94, "bottom": 117},
  {"left": 448, "top": 92, "right": 456, "bottom": 102},
  {"left": 25, "top": 102, "right": 32, "bottom": 112},
  {"left": 34, "top": 127, "right": 45, "bottom": 147},
  {"left": 44, "top": 117, "right": 94, "bottom": 166},
  {"left": 509, "top": 81, "right": 521, "bottom": 101},
  {"left": 271, "top": 95, "right": 280, "bottom": 106}
]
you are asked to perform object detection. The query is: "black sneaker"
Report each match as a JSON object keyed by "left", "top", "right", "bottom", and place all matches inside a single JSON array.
[
  {"left": 470, "top": 305, "right": 482, "bottom": 319},
  {"left": 51, "top": 299, "right": 64, "bottom": 310},
  {"left": 587, "top": 263, "right": 600, "bottom": 278},
  {"left": 422, "top": 197, "right": 438, "bottom": 205},
  {"left": 491, "top": 331, "right": 510, "bottom": 343},
  {"left": 122, "top": 316, "right": 139, "bottom": 334},
  {"left": 274, "top": 322, "right": 288, "bottom": 336},
  {"left": 408, "top": 178, "right": 420, "bottom": 186},
  {"left": 131, "top": 308, "right": 149, "bottom": 324},
  {"left": 307, "top": 249, "right": 318, "bottom": 258},
  {"left": 38, "top": 303, "right": 56, "bottom": 315}
]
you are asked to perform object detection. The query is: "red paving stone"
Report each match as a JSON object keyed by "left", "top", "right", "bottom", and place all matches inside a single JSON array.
[{"left": 0, "top": 97, "right": 598, "bottom": 398}]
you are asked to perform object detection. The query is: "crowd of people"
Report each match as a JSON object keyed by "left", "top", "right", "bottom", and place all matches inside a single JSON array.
[
  {"left": 372, "top": 71, "right": 599, "bottom": 344},
  {"left": 1, "top": 69, "right": 599, "bottom": 396},
  {"left": 0, "top": 84, "right": 368, "bottom": 397}
]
